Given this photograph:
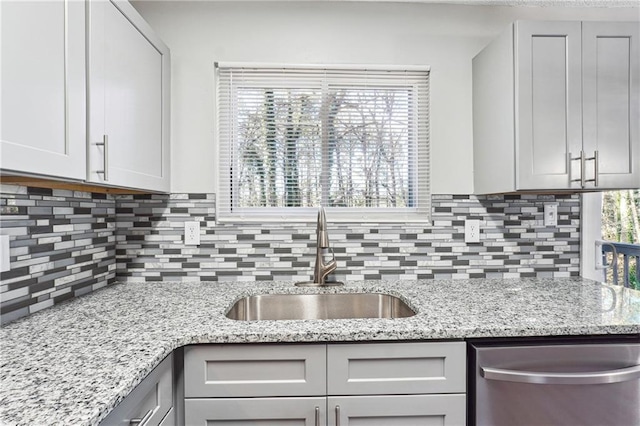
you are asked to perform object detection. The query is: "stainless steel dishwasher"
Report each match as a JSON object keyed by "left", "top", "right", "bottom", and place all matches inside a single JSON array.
[{"left": 470, "top": 341, "right": 640, "bottom": 426}]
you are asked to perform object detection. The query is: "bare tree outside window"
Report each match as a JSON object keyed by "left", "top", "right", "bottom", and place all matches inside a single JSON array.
[
  {"left": 217, "top": 65, "right": 430, "bottom": 222},
  {"left": 235, "top": 88, "right": 322, "bottom": 208},
  {"left": 234, "top": 87, "right": 413, "bottom": 210}
]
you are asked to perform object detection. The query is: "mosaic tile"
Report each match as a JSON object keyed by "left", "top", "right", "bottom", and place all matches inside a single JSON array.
[
  {"left": 0, "top": 187, "right": 117, "bottom": 324},
  {"left": 1, "top": 187, "right": 581, "bottom": 324},
  {"left": 116, "top": 193, "right": 580, "bottom": 283}
]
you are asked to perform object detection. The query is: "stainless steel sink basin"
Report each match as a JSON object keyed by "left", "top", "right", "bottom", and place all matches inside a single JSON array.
[{"left": 226, "top": 293, "right": 416, "bottom": 321}]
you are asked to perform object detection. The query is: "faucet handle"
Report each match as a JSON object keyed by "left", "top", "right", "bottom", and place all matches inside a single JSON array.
[{"left": 323, "top": 248, "right": 338, "bottom": 274}]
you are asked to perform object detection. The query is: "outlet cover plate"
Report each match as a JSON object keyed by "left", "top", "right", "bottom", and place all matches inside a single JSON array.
[
  {"left": 465, "top": 219, "right": 480, "bottom": 243},
  {"left": 184, "top": 221, "right": 200, "bottom": 245}
]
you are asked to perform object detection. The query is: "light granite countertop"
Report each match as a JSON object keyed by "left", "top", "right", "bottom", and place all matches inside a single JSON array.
[{"left": 1, "top": 278, "right": 639, "bottom": 425}]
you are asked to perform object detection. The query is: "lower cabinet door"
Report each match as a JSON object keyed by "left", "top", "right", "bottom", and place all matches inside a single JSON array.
[
  {"left": 100, "top": 353, "right": 173, "bottom": 426},
  {"left": 327, "top": 394, "right": 466, "bottom": 426},
  {"left": 327, "top": 342, "right": 466, "bottom": 395},
  {"left": 184, "top": 397, "right": 326, "bottom": 425},
  {"left": 184, "top": 344, "right": 326, "bottom": 398},
  {"left": 159, "top": 407, "right": 174, "bottom": 426}
]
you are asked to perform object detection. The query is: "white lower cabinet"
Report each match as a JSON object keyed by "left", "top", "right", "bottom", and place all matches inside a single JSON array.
[
  {"left": 185, "top": 397, "right": 326, "bottom": 425},
  {"left": 184, "top": 344, "right": 326, "bottom": 398},
  {"left": 100, "top": 353, "right": 173, "bottom": 426},
  {"left": 159, "top": 407, "right": 174, "bottom": 426},
  {"left": 183, "top": 342, "right": 466, "bottom": 426},
  {"left": 327, "top": 342, "right": 466, "bottom": 395},
  {"left": 328, "top": 395, "right": 466, "bottom": 426}
]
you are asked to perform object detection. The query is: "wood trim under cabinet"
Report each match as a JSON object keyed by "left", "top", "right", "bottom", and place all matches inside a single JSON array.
[{"left": 0, "top": 175, "right": 153, "bottom": 195}]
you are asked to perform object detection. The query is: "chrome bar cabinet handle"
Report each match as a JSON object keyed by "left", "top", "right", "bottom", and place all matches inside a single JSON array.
[
  {"left": 335, "top": 405, "right": 340, "bottom": 426},
  {"left": 95, "top": 134, "right": 109, "bottom": 181},
  {"left": 569, "top": 151, "right": 585, "bottom": 188},
  {"left": 584, "top": 150, "right": 599, "bottom": 187},
  {"left": 129, "top": 408, "right": 154, "bottom": 426},
  {"left": 315, "top": 406, "right": 320, "bottom": 426},
  {"left": 481, "top": 364, "right": 640, "bottom": 385}
]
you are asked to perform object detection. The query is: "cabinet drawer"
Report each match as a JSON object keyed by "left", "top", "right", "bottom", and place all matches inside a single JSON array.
[
  {"left": 328, "top": 394, "right": 466, "bottom": 426},
  {"left": 100, "top": 353, "right": 173, "bottom": 426},
  {"left": 184, "top": 344, "right": 326, "bottom": 398},
  {"left": 327, "top": 342, "right": 465, "bottom": 395},
  {"left": 185, "top": 397, "right": 326, "bottom": 425}
]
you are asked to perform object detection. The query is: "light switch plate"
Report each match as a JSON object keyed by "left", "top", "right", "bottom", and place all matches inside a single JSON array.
[
  {"left": 0, "top": 235, "right": 10, "bottom": 272},
  {"left": 544, "top": 203, "right": 558, "bottom": 226},
  {"left": 184, "top": 221, "right": 201, "bottom": 245}
]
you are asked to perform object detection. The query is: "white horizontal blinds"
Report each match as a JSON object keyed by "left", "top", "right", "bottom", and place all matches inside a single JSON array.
[
  {"left": 414, "top": 69, "right": 430, "bottom": 216},
  {"left": 217, "top": 64, "right": 430, "bottom": 218}
]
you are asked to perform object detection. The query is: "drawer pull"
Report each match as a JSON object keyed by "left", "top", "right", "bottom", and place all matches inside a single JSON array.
[
  {"left": 129, "top": 408, "right": 154, "bottom": 426},
  {"left": 335, "top": 405, "right": 340, "bottom": 426},
  {"left": 315, "top": 406, "right": 320, "bottom": 426}
]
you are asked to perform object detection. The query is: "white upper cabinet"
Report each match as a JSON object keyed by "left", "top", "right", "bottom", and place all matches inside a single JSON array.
[
  {"left": 1, "top": 0, "right": 170, "bottom": 193},
  {"left": 515, "top": 21, "right": 583, "bottom": 191},
  {"left": 87, "top": 0, "right": 171, "bottom": 192},
  {"left": 473, "top": 21, "right": 639, "bottom": 194},
  {"left": 0, "top": 0, "right": 86, "bottom": 180},
  {"left": 582, "top": 22, "right": 639, "bottom": 190}
]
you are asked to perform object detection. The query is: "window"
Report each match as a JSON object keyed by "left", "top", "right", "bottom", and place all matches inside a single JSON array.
[
  {"left": 581, "top": 190, "right": 640, "bottom": 290},
  {"left": 216, "top": 64, "right": 430, "bottom": 222},
  {"left": 601, "top": 190, "right": 639, "bottom": 289}
]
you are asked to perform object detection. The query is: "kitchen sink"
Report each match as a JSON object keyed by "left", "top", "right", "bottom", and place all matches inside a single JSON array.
[{"left": 226, "top": 293, "right": 416, "bottom": 321}]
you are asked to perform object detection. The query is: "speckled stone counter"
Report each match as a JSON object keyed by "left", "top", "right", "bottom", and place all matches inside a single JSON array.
[{"left": 1, "top": 278, "right": 639, "bottom": 425}]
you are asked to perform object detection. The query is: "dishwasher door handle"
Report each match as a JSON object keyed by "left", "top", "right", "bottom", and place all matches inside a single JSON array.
[{"left": 481, "top": 364, "right": 640, "bottom": 385}]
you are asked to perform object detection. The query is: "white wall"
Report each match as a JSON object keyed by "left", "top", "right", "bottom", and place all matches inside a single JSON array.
[{"left": 132, "top": 1, "right": 637, "bottom": 194}]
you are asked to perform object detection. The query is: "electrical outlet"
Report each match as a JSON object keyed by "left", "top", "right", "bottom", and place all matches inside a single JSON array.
[
  {"left": 184, "top": 221, "right": 200, "bottom": 245},
  {"left": 465, "top": 219, "right": 480, "bottom": 243},
  {"left": 544, "top": 203, "right": 558, "bottom": 226}
]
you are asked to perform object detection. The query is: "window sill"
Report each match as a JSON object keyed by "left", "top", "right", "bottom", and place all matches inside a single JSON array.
[{"left": 216, "top": 209, "right": 432, "bottom": 225}]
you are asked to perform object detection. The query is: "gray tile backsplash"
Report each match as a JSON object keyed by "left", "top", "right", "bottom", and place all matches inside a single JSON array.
[
  {"left": 0, "top": 185, "right": 117, "bottom": 324},
  {"left": 115, "top": 193, "right": 580, "bottom": 282},
  {"left": 1, "top": 186, "right": 580, "bottom": 324}
]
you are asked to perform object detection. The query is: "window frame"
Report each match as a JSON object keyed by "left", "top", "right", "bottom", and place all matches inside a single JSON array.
[{"left": 215, "top": 63, "right": 431, "bottom": 224}]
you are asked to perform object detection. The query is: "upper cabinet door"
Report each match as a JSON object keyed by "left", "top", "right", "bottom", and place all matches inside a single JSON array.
[
  {"left": 0, "top": 0, "right": 86, "bottom": 180},
  {"left": 582, "top": 22, "right": 640, "bottom": 190},
  {"left": 88, "top": 0, "right": 170, "bottom": 192},
  {"left": 515, "top": 21, "right": 583, "bottom": 190}
]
